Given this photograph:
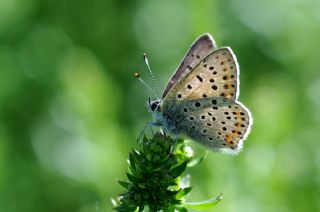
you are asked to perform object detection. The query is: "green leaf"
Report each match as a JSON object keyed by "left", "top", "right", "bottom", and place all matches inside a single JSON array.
[
  {"left": 171, "top": 199, "right": 182, "bottom": 205},
  {"left": 110, "top": 198, "right": 118, "bottom": 207},
  {"left": 142, "top": 135, "right": 150, "bottom": 145},
  {"left": 171, "top": 161, "right": 188, "bottom": 178},
  {"left": 176, "top": 187, "right": 192, "bottom": 199},
  {"left": 113, "top": 205, "right": 137, "bottom": 212},
  {"left": 132, "top": 149, "right": 142, "bottom": 161},
  {"left": 187, "top": 152, "right": 208, "bottom": 167},
  {"left": 174, "top": 206, "right": 188, "bottom": 212},
  {"left": 184, "top": 193, "right": 223, "bottom": 210},
  {"left": 128, "top": 166, "right": 137, "bottom": 176},
  {"left": 126, "top": 173, "right": 140, "bottom": 183},
  {"left": 129, "top": 152, "right": 137, "bottom": 171},
  {"left": 118, "top": 180, "right": 131, "bottom": 189}
]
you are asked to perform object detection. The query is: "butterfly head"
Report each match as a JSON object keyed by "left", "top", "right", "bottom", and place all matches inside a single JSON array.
[{"left": 147, "top": 98, "right": 161, "bottom": 112}]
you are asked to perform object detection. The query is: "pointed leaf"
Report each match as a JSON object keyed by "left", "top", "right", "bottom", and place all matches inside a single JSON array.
[
  {"left": 187, "top": 152, "right": 208, "bottom": 167},
  {"left": 114, "top": 205, "right": 137, "bottom": 212},
  {"left": 176, "top": 187, "right": 192, "bottom": 199},
  {"left": 128, "top": 166, "right": 137, "bottom": 176},
  {"left": 137, "top": 206, "right": 143, "bottom": 212},
  {"left": 142, "top": 135, "right": 149, "bottom": 145},
  {"left": 126, "top": 173, "right": 140, "bottom": 183},
  {"left": 174, "top": 206, "right": 188, "bottom": 212},
  {"left": 110, "top": 198, "right": 118, "bottom": 207},
  {"left": 171, "top": 199, "right": 182, "bottom": 205},
  {"left": 118, "top": 180, "right": 131, "bottom": 189},
  {"left": 129, "top": 152, "right": 137, "bottom": 171},
  {"left": 171, "top": 161, "right": 188, "bottom": 178},
  {"left": 132, "top": 149, "right": 142, "bottom": 161},
  {"left": 184, "top": 193, "right": 223, "bottom": 210}
]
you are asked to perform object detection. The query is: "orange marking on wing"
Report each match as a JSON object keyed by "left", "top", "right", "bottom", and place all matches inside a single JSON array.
[
  {"left": 224, "top": 83, "right": 234, "bottom": 89},
  {"left": 234, "top": 112, "right": 243, "bottom": 122},
  {"left": 226, "top": 134, "right": 234, "bottom": 144}
]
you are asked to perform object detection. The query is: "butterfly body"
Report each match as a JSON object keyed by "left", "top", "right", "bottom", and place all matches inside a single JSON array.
[{"left": 147, "top": 34, "right": 252, "bottom": 154}]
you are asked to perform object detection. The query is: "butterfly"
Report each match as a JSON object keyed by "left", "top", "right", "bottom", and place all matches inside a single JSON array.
[{"left": 147, "top": 33, "right": 252, "bottom": 154}]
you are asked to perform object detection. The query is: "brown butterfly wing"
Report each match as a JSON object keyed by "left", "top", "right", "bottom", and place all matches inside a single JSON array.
[
  {"left": 161, "top": 47, "right": 252, "bottom": 154},
  {"left": 179, "top": 98, "right": 252, "bottom": 153},
  {"left": 162, "top": 34, "right": 216, "bottom": 98},
  {"left": 164, "top": 47, "right": 239, "bottom": 102}
]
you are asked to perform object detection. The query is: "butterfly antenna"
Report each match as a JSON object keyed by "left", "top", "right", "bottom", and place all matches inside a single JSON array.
[
  {"left": 143, "top": 53, "right": 160, "bottom": 98},
  {"left": 134, "top": 72, "right": 158, "bottom": 98}
]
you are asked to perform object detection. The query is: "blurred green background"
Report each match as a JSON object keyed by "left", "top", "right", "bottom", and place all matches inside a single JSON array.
[{"left": 1, "top": 0, "right": 319, "bottom": 211}]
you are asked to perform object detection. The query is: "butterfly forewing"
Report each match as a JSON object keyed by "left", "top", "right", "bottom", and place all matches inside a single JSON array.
[
  {"left": 164, "top": 47, "right": 239, "bottom": 102},
  {"left": 162, "top": 34, "right": 216, "bottom": 98}
]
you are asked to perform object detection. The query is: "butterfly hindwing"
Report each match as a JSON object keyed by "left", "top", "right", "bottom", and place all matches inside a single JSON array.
[
  {"left": 162, "top": 34, "right": 216, "bottom": 98},
  {"left": 164, "top": 97, "right": 252, "bottom": 153}
]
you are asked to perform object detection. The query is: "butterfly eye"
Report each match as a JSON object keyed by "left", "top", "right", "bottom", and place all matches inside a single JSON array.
[
  {"left": 150, "top": 100, "right": 160, "bottom": 111},
  {"left": 151, "top": 102, "right": 158, "bottom": 111}
]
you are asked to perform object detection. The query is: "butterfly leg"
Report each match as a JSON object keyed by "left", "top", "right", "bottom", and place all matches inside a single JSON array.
[
  {"left": 136, "top": 122, "right": 148, "bottom": 143},
  {"left": 137, "top": 121, "right": 161, "bottom": 143},
  {"left": 148, "top": 120, "right": 164, "bottom": 138},
  {"left": 148, "top": 121, "right": 162, "bottom": 127}
]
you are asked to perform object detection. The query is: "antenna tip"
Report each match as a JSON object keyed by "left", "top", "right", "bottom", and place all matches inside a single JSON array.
[
  {"left": 143, "top": 53, "right": 147, "bottom": 60},
  {"left": 134, "top": 72, "right": 140, "bottom": 78}
]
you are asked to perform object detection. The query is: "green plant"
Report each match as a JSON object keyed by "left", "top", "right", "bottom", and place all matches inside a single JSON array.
[{"left": 112, "top": 132, "right": 222, "bottom": 212}]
